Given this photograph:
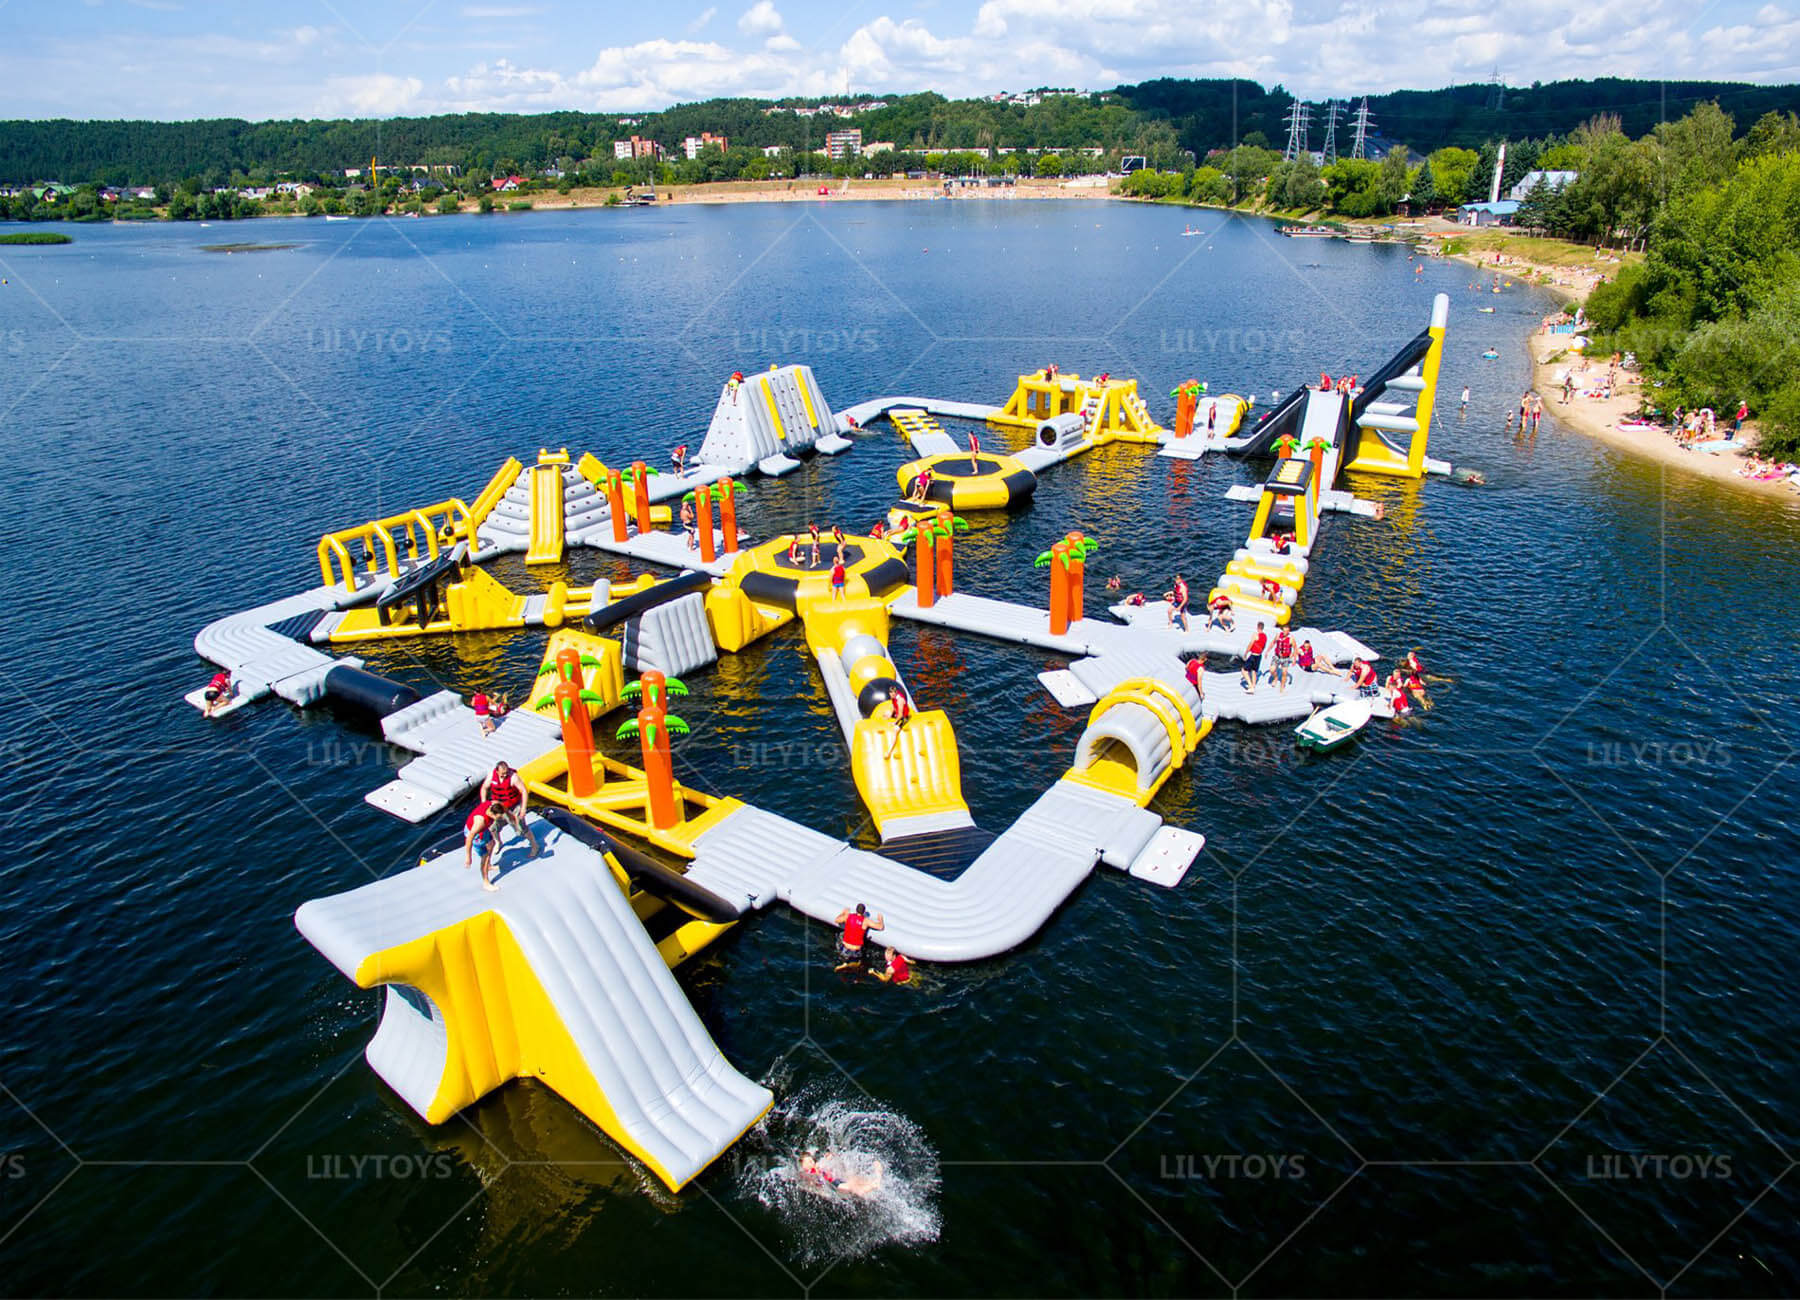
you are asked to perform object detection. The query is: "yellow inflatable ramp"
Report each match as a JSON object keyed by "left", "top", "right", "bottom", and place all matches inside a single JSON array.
[
  {"left": 850, "top": 711, "right": 971, "bottom": 838},
  {"left": 525, "top": 462, "right": 566, "bottom": 565},
  {"left": 294, "top": 817, "right": 771, "bottom": 1191}
]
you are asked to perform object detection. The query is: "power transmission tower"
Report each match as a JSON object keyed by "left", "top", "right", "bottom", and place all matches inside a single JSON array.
[
  {"left": 1283, "top": 99, "right": 1311, "bottom": 162},
  {"left": 1349, "top": 97, "right": 1374, "bottom": 160},
  {"left": 1322, "top": 100, "right": 1341, "bottom": 164}
]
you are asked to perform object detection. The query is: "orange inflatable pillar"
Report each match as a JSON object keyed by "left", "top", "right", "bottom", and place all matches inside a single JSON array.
[
  {"left": 555, "top": 681, "right": 598, "bottom": 798},
  {"left": 631, "top": 460, "right": 652, "bottom": 536},
  {"left": 1065, "top": 532, "right": 1085, "bottom": 624},
  {"left": 605, "top": 470, "right": 628, "bottom": 543},
  {"left": 1176, "top": 386, "right": 1196, "bottom": 437},
  {"left": 696, "top": 487, "right": 716, "bottom": 564},
  {"left": 1048, "top": 540, "right": 1070, "bottom": 636},
  {"left": 639, "top": 669, "right": 668, "bottom": 714},
  {"left": 555, "top": 646, "right": 587, "bottom": 693},
  {"left": 915, "top": 528, "right": 937, "bottom": 609},
  {"left": 934, "top": 512, "right": 954, "bottom": 597},
  {"left": 638, "top": 706, "right": 680, "bottom": 830},
  {"left": 718, "top": 479, "right": 739, "bottom": 553}
]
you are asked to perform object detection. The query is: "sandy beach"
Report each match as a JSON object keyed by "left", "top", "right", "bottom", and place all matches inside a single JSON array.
[
  {"left": 500, "top": 176, "right": 1112, "bottom": 210},
  {"left": 1527, "top": 332, "right": 1800, "bottom": 499}
]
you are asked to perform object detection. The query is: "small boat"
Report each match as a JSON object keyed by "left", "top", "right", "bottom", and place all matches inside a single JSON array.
[
  {"left": 324, "top": 214, "right": 350, "bottom": 222},
  {"left": 1295, "top": 699, "right": 1374, "bottom": 752},
  {"left": 1346, "top": 236, "right": 1373, "bottom": 244},
  {"left": 1280, "top": 224, "right": 1339, "bottom": 238},
  {"left": 1180, "top": 226, "right": 1205, "bottom": 237},
  {"left": 1482, "top": 349, "right": 1500, "bottom": 359},
  {"left": 1476, "top": 306, "right": 1495, "bottom": 313}
]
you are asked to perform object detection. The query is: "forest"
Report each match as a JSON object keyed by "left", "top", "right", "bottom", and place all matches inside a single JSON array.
[{"left": 6, "top": 77, "right": 1800, "bottom": 188}]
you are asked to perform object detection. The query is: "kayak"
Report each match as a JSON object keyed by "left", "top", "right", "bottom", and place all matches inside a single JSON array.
[{"left": 1294, "top": 698, "right": 1374, "bottom": 752}]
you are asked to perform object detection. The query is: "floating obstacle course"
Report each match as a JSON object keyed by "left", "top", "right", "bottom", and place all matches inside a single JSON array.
[{"left": 199, "top": 303, "right": 1455, "bottom": 1192}]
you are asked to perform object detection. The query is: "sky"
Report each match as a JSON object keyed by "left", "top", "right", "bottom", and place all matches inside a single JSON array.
[{"left": 2, "top": 0, "right": 1798, "bottom": 120}]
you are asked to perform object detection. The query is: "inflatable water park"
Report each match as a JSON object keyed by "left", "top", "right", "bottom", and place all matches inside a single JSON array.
[{"left": 194, "top": 294, "right": 1455, "bottom": 1194}]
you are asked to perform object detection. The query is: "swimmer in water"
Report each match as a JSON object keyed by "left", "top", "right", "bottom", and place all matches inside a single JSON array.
[{"left": 797, "top": 1150, "right": 885, "bottom": 1199}]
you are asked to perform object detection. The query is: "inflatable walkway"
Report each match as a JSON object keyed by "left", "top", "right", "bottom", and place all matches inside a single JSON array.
[{"left": 295, "top": 816, "right": 772, "bottom": 1191}]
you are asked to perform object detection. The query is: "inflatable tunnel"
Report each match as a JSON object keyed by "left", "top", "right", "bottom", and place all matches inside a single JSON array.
[{"left": 1066, "top": 677, "right": 1210, "bottom": 806}]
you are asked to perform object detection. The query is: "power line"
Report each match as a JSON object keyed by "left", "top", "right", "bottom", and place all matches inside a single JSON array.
[{"left": 1321, "top": 99, "right": 1342, "bottom": 164}]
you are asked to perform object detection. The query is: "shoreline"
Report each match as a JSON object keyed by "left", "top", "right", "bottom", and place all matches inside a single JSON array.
[{"left": 1526, "top": 332, "right": 1798, "bottom": 500}]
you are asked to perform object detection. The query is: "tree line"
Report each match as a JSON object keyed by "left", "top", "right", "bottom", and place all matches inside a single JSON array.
[{"left": 6, "top": 77, "right": 1799, "bottom": 189}]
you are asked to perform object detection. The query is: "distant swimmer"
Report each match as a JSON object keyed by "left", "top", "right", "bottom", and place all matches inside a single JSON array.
[
  {"left": 797, "top": 1150, "right": 885, "bottom": 1199},
  {"left": 834, "top": 903, "right": 884, "bottom": 972},
  {"left": 872, "top": 947, "right": 912, "bottom": 984},
  {"left": 201, "top": 668, "right": 235, "bottom": 718}
]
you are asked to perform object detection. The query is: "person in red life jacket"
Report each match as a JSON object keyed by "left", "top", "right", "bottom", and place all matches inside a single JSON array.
[
  {"left": 1259, "top": 576, "right": 1283, "bottom": 602},
  {"left": 471, "top": 690, "right": 496, "bottom": 736},
  {"left": 1386, "top": 669, "right": 1414, "bottom": 716},
  {"left": 1166, "top": 573, "right": 1190, "bottom": 630},
  {"left": 833, "top": 902, "right": 885, "bottom": 972},
  {"left": 1271, "top": 626, "right": 1295, "bottom": 691},
  {"left": 479, "top": 760, "right": 539, "bottom": 857},
  {"left": 786, "top": 533, "right": 802, "bottom": 564},
  {"left": 727, "top": 371, "right": 744, "bottom": 403},
  {"left": 967, "top": 430, "right": 981, "bottom": 472},
  {"left": 670, "top": 444, "right": 688, "bottom": 475},
  {"left": 883, "top": 685, "right": 914, "bottom": 758},
  {"left": 908, "top": 466, "right": 934, "bottom": 504},
  {"left": 873, "top": 947, "right": 912, "bottom": 984},
  {"left": 1268, "top": 531, "right": 1293, "bottom": 554},
  {"left": 831, "top": 524, "right": 847, "bottom": 564},
  {"left": 807, "top": 522, "right": 822, "bottom": 566},
  {"left": 1183, "top": 654, "right": 1206, "bottom": 704},
  {"left": 869, "top": 520, "right": 887, "bottom": 540},
  {"left": 1319, "top": 371, "right": 1332, "bottom": 392},
  {"left": 1207, "top": 591, "right": 1235, "bottom": 631},
  {"left": 1403, "top": 667, "right": 1431, "bottom": 710},
  {"left": 201, "top": 668, "right": 235, "bottom": 718},
  {"left": 680, "top": 496, "right": 697, "bottom": 550},
  {"left": 797, "top": 1150, "right": 884, "bottom": 1198},
  {"left": 1241, "top": 622, "right": 1268, "bottom": 693},
  {"left": 1296, "top": 639, "right": 1346, "bottom": 679},
  {"left": 464, "top": 800, "right": 503, "bottom": 891},
  {"left": 829, "top": 555, "right": 848, "bottom": 601},
  {"left": 1405, "top": 649, "right": 1424, "bottom": 676},
  {"left": 1351, "top": 657, "right": 1379, "bottom": 696}
]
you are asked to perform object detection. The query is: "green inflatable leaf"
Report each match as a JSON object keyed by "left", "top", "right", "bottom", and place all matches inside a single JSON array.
[
  {"left": 578, "top": 689, "right": 603, "bottom": 705},
  {"left": 616, "top": 720, "right": 641, "bottom": 740},
  {"left": 621, "top": 681, "right": 643, "bottom": 700},
  {"left": 666, "top": 715, "right": 690, "bottom": 735}
]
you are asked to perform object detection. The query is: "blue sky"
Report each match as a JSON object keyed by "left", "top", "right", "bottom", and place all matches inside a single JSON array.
[{"left": 3, "top": 0, "right": 1797, "bottom": 120}]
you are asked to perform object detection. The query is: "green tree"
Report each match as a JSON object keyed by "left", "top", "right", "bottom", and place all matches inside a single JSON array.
[
  {"left": 1426, "top": 146, "right": 1479, "bottom": 207},
  {"left": 436, "top": 193, "right": 460, "bottom": 213},
  {"left": 1035, "top": 153, "right": 1063, "bottom": 177}
]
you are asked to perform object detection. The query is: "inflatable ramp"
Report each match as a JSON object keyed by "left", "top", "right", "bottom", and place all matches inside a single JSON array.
[
  {"left": 524, "top": 463, "right": 566, "bottom": 565},
  {"left": 295, "top": 817, "right": 772, "bottom": 1190},
  {"left": 695, "top": 364, "right": 841, "bottom": 474}
]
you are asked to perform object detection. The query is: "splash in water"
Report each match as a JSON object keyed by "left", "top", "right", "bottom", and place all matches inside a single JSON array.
[{"left": 735, "top": 1072, "right": 940, "bottom": 1264}]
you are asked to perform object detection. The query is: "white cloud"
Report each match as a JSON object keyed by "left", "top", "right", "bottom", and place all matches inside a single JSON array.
[
  {"left": 687, "top": 6, "right": 718, "bottom": 33},
  {"left": 738, "top": 1, "right": 783, "bottom": 36},
  {"left": 321, "top": 73, "right": 424, "bottom": 116},
  {"left": 765, "top": 32, "right": 800, "bottom": 50}
]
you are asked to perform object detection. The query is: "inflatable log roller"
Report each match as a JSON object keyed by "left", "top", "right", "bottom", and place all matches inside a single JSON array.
[{"left": 897, "top": 452, "right": 1037, "bottom": 510}]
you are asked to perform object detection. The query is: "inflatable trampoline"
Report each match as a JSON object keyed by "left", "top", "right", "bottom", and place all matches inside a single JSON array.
[{"left": 897, "top": 453, "right": 1037, "bottom": 510}]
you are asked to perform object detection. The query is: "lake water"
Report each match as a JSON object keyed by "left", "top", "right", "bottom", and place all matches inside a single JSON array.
[{"left": 0, "top": 202, "right": 1795, "bottom": 1296}]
